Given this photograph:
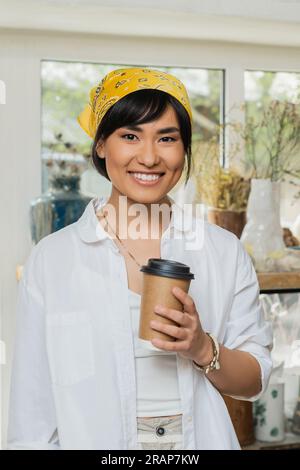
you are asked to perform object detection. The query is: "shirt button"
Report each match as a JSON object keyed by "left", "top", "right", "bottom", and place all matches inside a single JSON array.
[{"left": 156, "top": 426, "right": 165, "bottom": 436}]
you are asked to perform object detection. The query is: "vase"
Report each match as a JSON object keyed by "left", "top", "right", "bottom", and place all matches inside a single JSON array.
[
  {"left": 253, "top": 382, "right": 285, "bottom": 442},
  {"left": 292, "top": 397, "right": 300, "bottom": 435},
  {"left": 240, "top": 178, "right": 286, "bottom": 272},
  {"left": 30, "top": 175, "right": 91, "bottom": 244},
  {"left": 222, "top": 395, "right": 255, "bottom": 446},
  {"left": 207, "top": 208, "right": 246, "bottom": 239}
]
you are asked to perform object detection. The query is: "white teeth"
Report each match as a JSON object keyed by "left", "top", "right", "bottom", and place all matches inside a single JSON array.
[{"left": 132, "top": 173, "right": 161, "bottom": 181}]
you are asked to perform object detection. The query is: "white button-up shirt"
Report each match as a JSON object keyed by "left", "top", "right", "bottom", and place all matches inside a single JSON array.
[{"left": 7, "top": 195, "right": 273, "bottom": 450}]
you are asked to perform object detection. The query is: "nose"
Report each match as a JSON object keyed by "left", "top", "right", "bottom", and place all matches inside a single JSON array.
[{"left": 136, "top": 140, "right": 160, "bottom": 167}]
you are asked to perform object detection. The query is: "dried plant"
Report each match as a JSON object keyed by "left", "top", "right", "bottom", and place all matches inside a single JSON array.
[
  {"left": 229, "top": 100, "right": 300, "bottom": 183},
  {"left": 45, "top": 133, "right": 89, "bottom": 180},
  {"left": 193, "top": 130, "right": 251, "bottom": 212}
]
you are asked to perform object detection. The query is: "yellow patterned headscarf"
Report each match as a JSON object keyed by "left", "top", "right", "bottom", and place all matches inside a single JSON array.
[{"left": 77, "top": 67, "right": 192, "bottom": 139}]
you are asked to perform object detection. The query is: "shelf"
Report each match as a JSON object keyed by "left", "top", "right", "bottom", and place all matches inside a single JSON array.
[
  {"left": 257, "top": 272, "right": 300, "bottom": 294},
  {"left": 243, "top": 433, "right": 300, "bottom": 450}
]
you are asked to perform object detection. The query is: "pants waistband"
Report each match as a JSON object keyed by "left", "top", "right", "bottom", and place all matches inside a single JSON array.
[{"left": 137, "top": 414, "right": 183, "bottom": 443}]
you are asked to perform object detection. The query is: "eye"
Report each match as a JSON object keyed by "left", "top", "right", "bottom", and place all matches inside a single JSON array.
[
  {"left": 121, "top": 134, "right": 138, "bottom": 141},
  {"left": 160, "top": 136, "right": 177, "bottom": 142}
]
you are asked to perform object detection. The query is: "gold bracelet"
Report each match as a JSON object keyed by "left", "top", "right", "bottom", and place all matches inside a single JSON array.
[{"left": 192, "top": 333, "right": 220, "bottom": 374}]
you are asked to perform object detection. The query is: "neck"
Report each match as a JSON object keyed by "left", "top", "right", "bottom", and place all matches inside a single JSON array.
[{"left": 102, "top": 189, "right": 173, "bottom": 240}]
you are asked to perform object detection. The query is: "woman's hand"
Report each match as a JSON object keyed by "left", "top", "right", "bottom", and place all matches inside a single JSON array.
[
  {"left": 150, "top": 286, "right": 212, "bottom": 365},
  {"left": 150, "top": 286, "right": 264, "bottom": 398}
]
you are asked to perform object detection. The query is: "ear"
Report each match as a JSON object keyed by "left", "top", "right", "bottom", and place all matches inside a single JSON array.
[{"left": 95, "top": 139, "right": 105, "bottom": 159}]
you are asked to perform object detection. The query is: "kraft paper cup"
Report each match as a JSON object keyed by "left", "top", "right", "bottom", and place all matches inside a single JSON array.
[{"left": 138, "top": 258, "right": 194, "bottom": 351}]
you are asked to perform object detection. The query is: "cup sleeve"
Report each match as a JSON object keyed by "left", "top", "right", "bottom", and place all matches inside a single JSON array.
[{"left": 222, "top": 239, "right": 274, "bottom": 402}]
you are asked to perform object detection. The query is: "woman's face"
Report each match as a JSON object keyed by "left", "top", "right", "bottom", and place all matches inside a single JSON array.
[{"left": 96, "top": 104, "right": 186, "bottom": 205}]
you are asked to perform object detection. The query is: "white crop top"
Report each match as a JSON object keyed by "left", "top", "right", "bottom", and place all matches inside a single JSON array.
[{"left": 128, "top": 288, "right": 182, "bottom": 417}]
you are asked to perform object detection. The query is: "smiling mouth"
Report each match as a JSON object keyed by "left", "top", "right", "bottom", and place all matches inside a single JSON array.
[
  {"left": 127, "top": 171, "right": 165, "bottom": 175},
  {"left": 127, "top": 171, "right": 165, "bottom": 184},
  {"left": 128, "top": 171, "right": 165, "bottom": 178}
]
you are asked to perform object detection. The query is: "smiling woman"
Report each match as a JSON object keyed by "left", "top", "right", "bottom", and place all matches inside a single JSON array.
[{"left": 7, "top": 67, "right": 273, "bottom": 451}]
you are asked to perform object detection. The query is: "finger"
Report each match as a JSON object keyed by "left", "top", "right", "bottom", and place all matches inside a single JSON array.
[
  {"left": 150, "top": 320, "right": 186, "bottom": 341},
  {"left": 151, "top": 337, "right": 188, "bottom": 352},
  {"left": 154, "top": 305, "right": 189, "bottom": 326},
  {"left": 172, "top": 286, "right": 196, "bottom": 315}
]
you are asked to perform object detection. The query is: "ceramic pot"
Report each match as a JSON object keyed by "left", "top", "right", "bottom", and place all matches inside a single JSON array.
[
  {"left": 240, "top": 179, "right": 285, "bottom": 272},
  {"left": 222, "top": 394, "right": 255, "bottom": 446},
  {"left": 253, "top": 382, "right": 285, "bottom": 442},
  {"left": 30, "top": 175, "right": 91, "bottom": 244},
  {"left": 207, "top": 208, "right": 246, "bottom": 239}
]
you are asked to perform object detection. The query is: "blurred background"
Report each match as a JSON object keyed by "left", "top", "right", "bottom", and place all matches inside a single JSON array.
[{"left": 1, "top": 0, "right": 300, "bottom": 449}]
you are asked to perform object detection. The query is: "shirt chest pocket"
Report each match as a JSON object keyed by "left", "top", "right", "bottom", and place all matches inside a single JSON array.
[{"left": 46, "top": 311, "right": 96, "bottom": 386}]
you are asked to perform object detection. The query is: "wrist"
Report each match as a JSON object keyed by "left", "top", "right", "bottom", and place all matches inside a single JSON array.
[
  {"left": 193, "top": 333, "right": 221, "bottom": 374},
  {"left": 193, "top": 333, "right": 214, "bottom": 367}
]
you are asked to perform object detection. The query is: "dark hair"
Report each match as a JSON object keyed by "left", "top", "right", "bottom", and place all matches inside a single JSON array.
[{"left": 91, "top": 89, "right": 192, "bottom": 186}]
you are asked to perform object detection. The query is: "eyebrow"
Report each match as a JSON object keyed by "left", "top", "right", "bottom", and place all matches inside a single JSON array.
[{"left": 122, "top": 125, "right": 180, "bottom": 134}]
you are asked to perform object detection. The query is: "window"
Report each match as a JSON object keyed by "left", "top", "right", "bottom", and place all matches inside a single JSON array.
[
  {"left": 245, "top": 70, "right": 300, "bottom": 226},
  {"left": 41, "top": 61, "right": 224, "bottom": 199}
]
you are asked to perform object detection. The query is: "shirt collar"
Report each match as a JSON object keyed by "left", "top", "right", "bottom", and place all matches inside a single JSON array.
[{"left": 76, "top": 195, "right": 193, "bottom": 244}]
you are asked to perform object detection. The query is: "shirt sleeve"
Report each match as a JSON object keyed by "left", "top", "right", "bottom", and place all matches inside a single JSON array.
[
  {"left": 221, "top": 238, "right": 274, "bottom": 402},
  {"left": 6, "top": 245, "right": 60, "bottom": 450}
]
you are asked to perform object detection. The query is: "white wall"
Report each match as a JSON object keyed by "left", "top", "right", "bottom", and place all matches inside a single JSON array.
[
  {"left": 1, "top": 26, "right": 300, "bottom": 448},
  {"left": 1, "top": 0, "right": 300, "bottom": 46}
]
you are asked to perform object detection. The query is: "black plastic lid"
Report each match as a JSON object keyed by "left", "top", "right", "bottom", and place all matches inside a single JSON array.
[{"left": 140, "top": 258, "right": 194, "bottom": 280}]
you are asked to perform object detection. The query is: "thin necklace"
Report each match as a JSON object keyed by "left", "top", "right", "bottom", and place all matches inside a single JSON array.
[
  {"left": 98, "top": 207, "right": 144, "bottom": 268},
  {"left": 97, "top": 198, "right": 177, "bottom": 268}
]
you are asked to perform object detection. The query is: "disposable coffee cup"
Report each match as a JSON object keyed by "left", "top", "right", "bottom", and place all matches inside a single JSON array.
[{"left": 138, "top": 258, "right": 194, "bottom": 350}]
